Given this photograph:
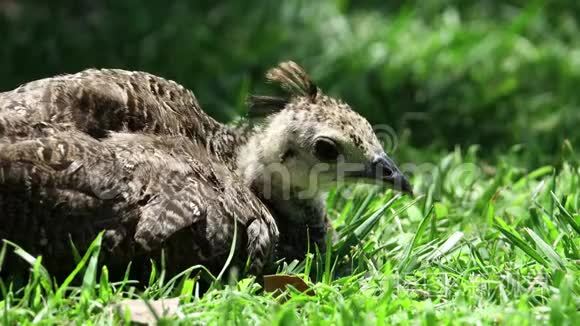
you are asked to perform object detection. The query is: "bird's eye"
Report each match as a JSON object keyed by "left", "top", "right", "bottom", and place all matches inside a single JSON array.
[{"left": 314, "top": 137, "right": 340, "bottom": 162}]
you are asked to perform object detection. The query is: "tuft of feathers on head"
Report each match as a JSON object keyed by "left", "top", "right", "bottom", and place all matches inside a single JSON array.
[
  {"left": 266, "top": 61, "right": 317, "bottom": 99},
  {"left": 247, "top": 61, "right": 318, "bottom": 118}
]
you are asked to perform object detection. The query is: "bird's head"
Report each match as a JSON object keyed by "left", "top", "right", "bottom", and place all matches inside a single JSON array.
[{"left": 238, "top": 61, "right": 412, "bottom": 199}]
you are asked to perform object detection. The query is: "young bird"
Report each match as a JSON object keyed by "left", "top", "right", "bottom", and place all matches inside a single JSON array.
[
  {"left": 0, "top": 62, "right": 411, "bottom": 280},
  {"left": 240, "top": 62, "right": 412, "bottom": 260}
]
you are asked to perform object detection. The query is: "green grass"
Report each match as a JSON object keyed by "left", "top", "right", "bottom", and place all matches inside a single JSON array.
[{"left": 0, "top": 146, "right": 578, "bottom": 325}]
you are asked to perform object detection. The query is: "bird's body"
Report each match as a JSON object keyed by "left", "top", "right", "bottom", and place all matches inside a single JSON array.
[
  {"left": 0, "top": 62, "right": 411, "bottom": 281},
  {"left": 0, "top": 130, "right": 276, "bottom": 278},
  {"left": 0, "top": 69, "right": 278, "bottom": 278}
]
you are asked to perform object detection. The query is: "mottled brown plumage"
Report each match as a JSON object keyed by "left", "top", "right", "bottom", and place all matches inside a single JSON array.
[
  {"left": 0, "top": 130, "right": 276, "bottom": 278},
  {"left": 0, "top": 62, "right": 411, "bottom": 281},
  {"left": 0, "top": 69, "right": 243, "bottom": 166}
]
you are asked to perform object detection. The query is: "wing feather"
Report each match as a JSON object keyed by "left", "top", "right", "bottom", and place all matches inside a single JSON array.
[
  {"left": 135, "top": 180, "right": 207, "bottom": 251},
  {"left": 0, "top": 69, "right": 220, "bottom": 139}
]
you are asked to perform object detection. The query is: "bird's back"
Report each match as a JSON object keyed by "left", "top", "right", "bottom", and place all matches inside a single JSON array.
[{"left": 0, "top": 69, "right": 221, "bottom": 140}]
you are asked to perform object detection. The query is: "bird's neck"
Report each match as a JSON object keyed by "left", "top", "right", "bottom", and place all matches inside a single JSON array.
[{"left": 234, "top": 126, "right": 326, "bottom": 226}]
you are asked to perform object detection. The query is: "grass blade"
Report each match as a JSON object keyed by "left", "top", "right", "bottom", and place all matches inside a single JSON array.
[
  {"left": 398, "top": 204, "right": 434, "bottom": 272},
  {"left": 524, "top": 228, "right": 566, "bottom": 271},
  {"left": 53, "top": 232, "right": 104, "bottom": 303},
  {"left": 494, "top": 217, "right": 549, "bottom": 267},
  {"left": 217, "top": 217, "right": 238, "bottom": 281},
  {"left": 426, "top": 231, "right": 464, "bottom": 261},
  {"left": 551, "top": 192, "right": 580, "bottom": 235}
]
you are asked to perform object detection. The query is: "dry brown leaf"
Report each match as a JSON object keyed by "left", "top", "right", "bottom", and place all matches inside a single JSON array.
[{"left": 263, "top": 274, "right": 314, "bottom": 296}]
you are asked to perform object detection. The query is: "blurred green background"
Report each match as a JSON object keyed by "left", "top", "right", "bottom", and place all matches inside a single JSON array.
[{"left": 0, "top": 0, "right": 578, "bottom": 164}]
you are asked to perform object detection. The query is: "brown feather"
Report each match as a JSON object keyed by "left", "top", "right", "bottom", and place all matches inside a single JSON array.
[
  {"left": 265, "top": 61, "right": 317, "bottom": 99},
  {"left": 248, "top": 61, "right": 318, "bottom": 117}
]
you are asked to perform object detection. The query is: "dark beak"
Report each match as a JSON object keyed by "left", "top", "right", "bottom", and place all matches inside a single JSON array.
[{"left": 362, "top": 154, "right": 413, "bottom": 196}]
